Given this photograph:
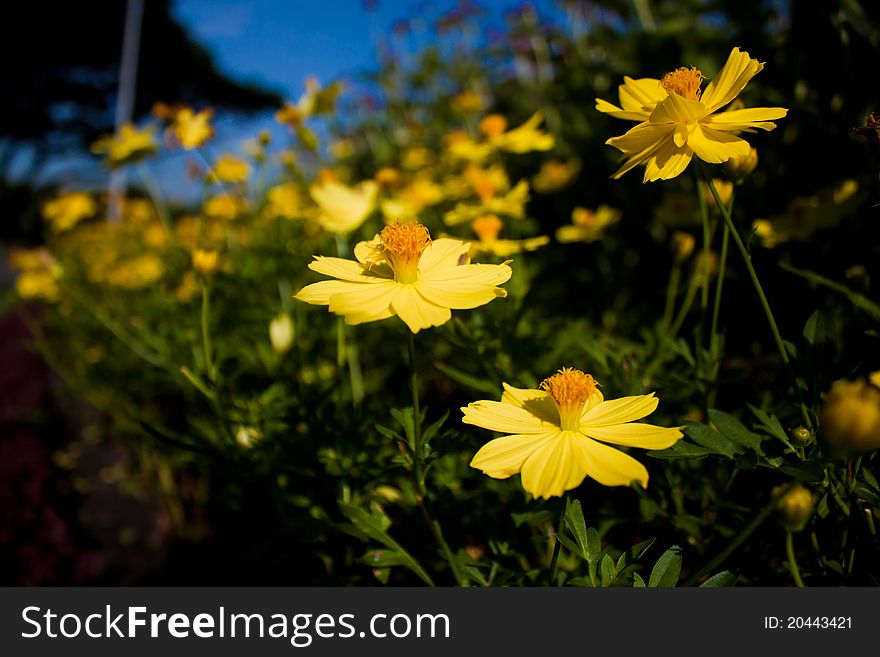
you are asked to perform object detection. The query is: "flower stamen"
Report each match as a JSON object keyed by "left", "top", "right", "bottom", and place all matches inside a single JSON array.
[
  {"left": 661, "top": 67, "right": 704, "bottom": 101},
  {"left": 541, "top": 367, "right": 598, "bottom": 430},
  {"left": 378, "top": 221, "right": 431, "bottom": 283}
]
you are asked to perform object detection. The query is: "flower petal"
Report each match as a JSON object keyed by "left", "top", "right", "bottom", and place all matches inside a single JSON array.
[
  {"left": 582, "top": 423, "right": 683, "bottom": 450},
  {"left": 501, "top": 384, "right": 560, "bottom": 425},
  {"left": 618, "top": 76, "right": 667, "bottom": 112},
  {"left": 326, "top": 280, "right": 398, "bottom": 317},
  {"left": 700, "top": 47, "right": 764, "bottom": 113},
  {"left": 688, "top": 124, "right": 750, "bottom": 164},
  {"left": 309, "top": 256, "right": 391, "bottom": 282},
  {"left": 606, "top": 121, "right": 674, "bottom": 154},
  {"left": 417, "top": 238, "right": 472, "bottom": 276},
  {"left": 390, "top": 285, "right": 452, "bottom": 333},
  {"left": 643, "top": 139, "right": 693, "bottom": 182},
  {"left": 520, "top": 432, "right": 589, "bottom": 498},
  {"left": 462, "top": 399, "right": 558, "bottom": 434},
  {"left": 649, "top": 93, "right": 706, "bottom": 124},
  {"left": 295, "top": 279, "right": 374, "bottom": 306},
  {"left": 576, "top": 435, "right": 649, "bottom": 488},
  {"left": 470, "top": 431, "right": 559, "bottom": 479},
  {"left": 417, "top": 262, "right": 512, "bottom": 309},
  {"left": 582, "top": 393, "right": 659, "bottom": 426},
  {"left": 704, "top": 107, "right": 788, "bottom": 132}
]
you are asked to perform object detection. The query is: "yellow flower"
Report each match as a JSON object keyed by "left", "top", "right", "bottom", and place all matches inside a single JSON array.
[
  {"left": 166, "top": 107, "right": 214, "bottom": 150},
  {"left": 556, "top": 206, "right": 621, "bottom": 243},
  {"left": 203, "top": 194, "right": 248, "bottom": 221},
  {"left": 380, "top": 178, "right": 444, "bottom": 222},
  {"left": 820, "top": 378, "right": 880, "bottom": 451},
  {"left": 42, "top": 192, "right": 96, "bottom": 233},
  {"left": 375, "top": 167, "right": 401, "bottom": 187},
  {"left": 752, "top": 180, "right": 861, "bottom": 247},
  {"left": 265, "top": 183, "right": 301, "bottom": 219},
  {"left": 106, "top": 254, "right": 164, "bottom": 288},
  {"left": 464, "top": 368, "right": 683, "bottom": 499},
  {"left": 469, "top": 214, "right": 549, "bottom": 257},
  {"left": 452, "top": 90, "right": 484, "bottom": 114},
  {"left": 295, "top": 221, "right": 512, "bottom": 333},
  {"left": 485, "top": 112, "right": 555, "bottom": 153},
  {"left": 671, "top": 231, "right": 696, "bottom": 261},
  {"left": 443, "top": 180, "right": 530, "bottom": 226},
  {"left": 532, "top": 159, "right": 582, "bottom": 193},
  {"left": 175, "top": 271, "right": 200, "bottom": 303},
  {"left": 774, "top": 484, "right": 816, "bottom": 532},
  {"left": 90, "top": 123, "right": 158, "bottom": 167},
  {"left": 310, "top": 180, "right": 377, "bottom": 234},
  {"left": 597, "top": 47, "right": 787, "bottom": 182},
  {"left": 192, "top": 249, "right": 220, "bottom": 275},
  {"left": 210, "top": 154, "right": 251, "bottom": 184},
  {"left": 700, "top": 178, "right": 734, "bottom": 211}
]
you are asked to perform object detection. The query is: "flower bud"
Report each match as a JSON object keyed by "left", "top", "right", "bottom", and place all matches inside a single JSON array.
[
  {"left": 723, "top": 147, "right": 759, "bottom": 180},
  {"left": 789, "top": 426, "right": 812, "bottom": 446},
  {"left": 269, "top": 313, "right": 295, "bottom": 354},
  {"left": 820, "top": 378, "right": 880, "bottom": 451},
  {"left": 192, "top": 249, "right": 219, "bottom": 275},
  {"left": 773, "top": 484, "right": 816, "bottom": 531}
]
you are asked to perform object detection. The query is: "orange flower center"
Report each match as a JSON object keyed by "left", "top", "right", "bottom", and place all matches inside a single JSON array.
[
  {"left": 479, "top": 114, "right": 508, "bottom": 138},
  {"left": 661, "top": 67, "right": 704, "bottom": 101},
  {"left": 472, "top": 214, "right": 503, "bottom": 242},
  {"left": 379, "top": 221, "right": 431, "bottom": 283},
  {"left": 540, "top": 367, "right": 598, "bottom": 430}
]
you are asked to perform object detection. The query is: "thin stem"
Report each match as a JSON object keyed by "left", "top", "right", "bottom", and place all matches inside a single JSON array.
[
  {"left": 669, "top": 268, "right": 700, "bottom": 337},
  {"left": 407, "top": 332, "right": 467, "bottom": 586},
  {"left": 786, "top": 531, "right": 805, "bottom": 587},
  {"left": 201, "top": 283, "right": 214, "bottom": 381},
  {"left": 547, "top": 494, "right": 568, "bottom": 586},
  {"left": 703, "top": 176, "right": 813, "bottom": 431},
  {"left": 662, "top": 261, "right": 682, "bottom": 331},
  {"left": 711, "top": 215, "right": 731, "bottom": 342}
]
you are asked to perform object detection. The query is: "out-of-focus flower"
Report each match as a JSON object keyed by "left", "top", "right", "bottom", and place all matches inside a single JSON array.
[
  {"left": 295, "top": 221, "right": 512, "bottom": 334},
  {"left": 375, "top": 167, "right": 401, "bottom": 187},
  {"left": 451, "top": 89, "right": 485, "bottom": 114},
  {"left": 532, "top": 159, "right": 582, "bottom": 193},
  {"left": 264, "top": 183, "right": 301, "bottom": 219},
  {"left": 444, "top": 180, "right": 530, "bottom": 225},
  {"left": 203, "top": 194, "right": 248, "bottom": 221},
  {"left": 157, "top": 105, "right": 214, "bottom": 150},
  {"left": 752, "top": 180, "right": 861, "bottom": 247},
  {"left": 671, "top": 231, "right": 696, "bottom": 261},
  {"left": 310, "top": 180, "right": 378, "bottom": 234},
  {"left": 235, "top": 426, "right": 262, "bottom": 449},
  {"left": 464, "top": 367, "right": 682, "bottom": 499},
  {"left": 469, "top": 214, "right": 549, "bottom": 257},
  {"left": 106, "top": 254, "right": 164, "bottom": 288},
  {"left": 483, "top": 112, "right": 555, "bottom": 153},
  {"left": 460, "top": 164, "right": 510, "bottom": 200},
  {"left": 276, "top": 77, "right": 343, "bottom": 128},
  {"left": 175, "top": 271, "right": 200, "bottom": 303},
  {"left": 269, "top": 313, "right": 295, "bottom": 353},
  {"left": 773, "top": 484, "right": 817, "bottom": 531},
  {"left": 556, "top": 206, "right": 621, "bottom": 243},
  {"left": 90, "top": 124, "right": 158, "bottom": 167},
  {"left": 42, "top": 192, "right": 97, "bottom": 233},
  {"left": 330, "top": 138, "right": 355, "bottom": 160},
  {"left": 210, "top": 155, "right": 251, "bottom": 184},
  {"left": 402, "top": 147, "right": 432, "bottom": 170},
  {"left": 820, "top": 377, "right": 880, "bottom": 451},
  {"left": 724, "top": 146, "right": 759, "bottom": 180},
  {"left": 9, "top": 248, "right": 60, "bottom": 301},
  {"left": 701, "top": 179, "right": 734, "bottom": 211},
  {"left": 192, "top": 249, "right": 220, "bottom": 275},
  {"left": 597, "top": 48, "right": 787, "bottom": 182},
  {"left": 380, "top": 178, "right": 444, "bottom": 222},
  {"left": 446, "top": 130, "right": 492, "bottom": 161}
]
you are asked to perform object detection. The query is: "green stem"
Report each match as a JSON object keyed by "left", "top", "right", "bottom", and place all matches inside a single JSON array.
[
  {"left": 201, "top": 284, "right": 214, "bottom": 381},
  {"left": 669, "top": 268, "right": 700, "bottom": 337},
  {"left": 662, "top": 262, "right": 682, "bottom": 331},
  {"left": 407, "top": 333, "right": 467, "bottom": 586},
  {"left": 786, "top": 531, "right": 805, "bottom": 587},
  {"left": 703, "top": 176, "right": 813, "bottom": 431},
  {"left": 710, "top": 216, "right": 731, "bottom": 343},
  {"left": 547, "top": 494, "right": 568, "bottom": 586}
]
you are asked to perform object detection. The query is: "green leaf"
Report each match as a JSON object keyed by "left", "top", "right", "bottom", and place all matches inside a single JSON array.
[
  {"left": 683, "top": 421, "right": 737, "bottom": 458},
  {"left": 748, "top": 404, "right": 795, "bottom": 451},
  {"left": 709, "top": 409, "right": 764, "bottom": 455},
  {"left": 616, "top": 538, "right": 655, "bottom": 571},
  {"left": 648, "top": 441, "right": 714, "bottom": 459},
  {"left": 339, "top": 503, "right": 434, "bottom": 586},
  {"left": 782, "top": 263, "right": 880, "bottom": 323},
  {"left": 564, "top": 499, "right": 589, "bottom": 558},
  {"left": 633, "top": 573, "right": 647, "bottom": 587},
  {"left": 586, "top": 528, "right": 602, "bottom": 567},
  {"left": 699, "top": 571, "right": 737, "bottom": 587},
  {"left": 648, "top": 545, "right": 683, "bottom": 588},
  {"left": 802, "top": 310, "right": 826, "bottom": 346},
  {"left": 600, "top": 554, "right": 616, "bottom": 587},
  {"left": 434, "top": 362, "right": 499, "bottom": 394}
]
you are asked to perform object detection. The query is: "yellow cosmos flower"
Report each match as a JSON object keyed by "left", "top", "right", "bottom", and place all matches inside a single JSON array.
[
  {"left": 310, "top": 180, "right": 378, "bottom": 235},
  {"left": 192, "top": 249, "right": 220, "bottom": 275},
  {"left": 556, "top": 206, "right": 621, "bottom": 243},
  {"left": 91, "top": 123, "right": 158, "bottom": 167},
  {"left": 532, "top": 159, "right": 582, "bottom": 194},
  {"left": 42, "top": 192, "right": 96, "bottom": 233},
  {"left": 295, "top": 221, "right": 512, "bottom": 334},
  {"left": 468, "top": 214, "right": 549, "bottom": 257},
  {"left": 203, "top": 194, "right": 248, "bottom": 221},
  {"left": 465, "top": 368, "right": 683, "bottom": 499},
  {"left": 597, "top": 47, "right": 787, "bottom": 182},
  {"left": 265, "top": 183, "right": 301, "bottom": 219},
  {"left": 820, "top": 377, "right": 880, "bottom": 451},
  {"left": 166, "top": 107, "right": 214, "bottom": 150},
  {"left": 724, "top": 146, "right": 759, "bottom": 180},
  {"left": 443, "top": 180, "right": 530, "bottom": 226},
  {"left": 210, "top": 154, "right": 251, "bottom": 184},
  {"left": 481, "top": 112, "right": 555, "bottom": 153},
  {"left": 379, "top": 178, "right": 444, "bottom": 222}
]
